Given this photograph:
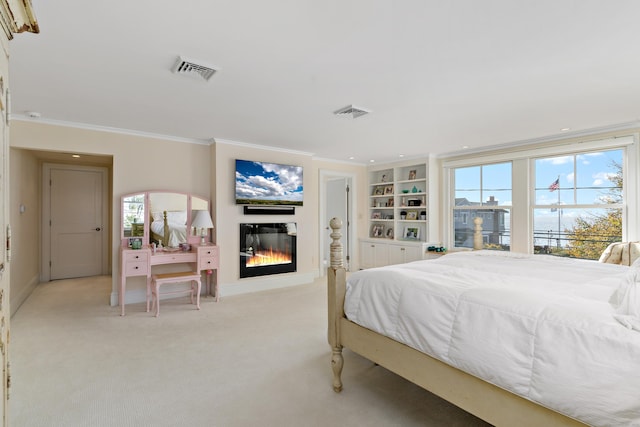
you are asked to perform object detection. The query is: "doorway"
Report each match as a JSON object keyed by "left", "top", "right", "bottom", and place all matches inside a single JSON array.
[
  {"left": 41, "top": 163, "right": 109, "bottom": 281},
  {"left": 319, "top": 170, "right": 356, "bottom": 276}
]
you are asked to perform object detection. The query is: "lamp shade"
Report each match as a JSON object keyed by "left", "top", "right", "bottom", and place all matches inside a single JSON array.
[{"left": 191, "top": 210, "right": 214, "bottom": 229}]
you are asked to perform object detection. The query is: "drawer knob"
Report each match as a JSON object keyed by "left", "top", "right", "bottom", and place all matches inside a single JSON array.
[{"left": 134, "top": 266, "right": 139, "bottom": 270}]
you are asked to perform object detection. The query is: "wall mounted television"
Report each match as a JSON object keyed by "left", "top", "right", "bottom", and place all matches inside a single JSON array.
[{"left": 235, "top": 159, "right": 303, "bottom": 206}]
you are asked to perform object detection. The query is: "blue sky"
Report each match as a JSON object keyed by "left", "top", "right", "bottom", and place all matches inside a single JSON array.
[{"left": 235, "top": 160, "right": 303, "bottom": 202}]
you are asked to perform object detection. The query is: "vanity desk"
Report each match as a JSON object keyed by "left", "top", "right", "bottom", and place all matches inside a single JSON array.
[
  {"left": 120, "top": 190, "right": 217, "bottom": 316},
  {"left": 119, "top": 244, "right": 219, "bottom": 316}
]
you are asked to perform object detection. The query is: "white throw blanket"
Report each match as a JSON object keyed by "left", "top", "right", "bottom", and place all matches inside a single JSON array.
[{"left": 345, "top": 251, "right": 640, "bottom": 426}]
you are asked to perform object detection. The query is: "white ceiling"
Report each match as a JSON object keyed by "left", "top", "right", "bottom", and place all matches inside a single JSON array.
[{"left": 9, "top": 1, "right": 640, "bottom": 164}]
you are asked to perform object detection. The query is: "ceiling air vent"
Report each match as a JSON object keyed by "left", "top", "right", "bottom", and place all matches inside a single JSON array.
[
  {"left": 172, "top": 56, "right": 218, "bottom": 81},
  {"left": 333, "top": 104, "right": 371, "bottom": 119}
]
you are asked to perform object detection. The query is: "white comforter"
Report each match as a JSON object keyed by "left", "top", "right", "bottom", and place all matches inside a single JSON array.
[
  {"left": 345, "top": 251, "right": 640, "bottom": 427},
  {"left": 150, "top": 220, "right": 186, "bottom": 248}
]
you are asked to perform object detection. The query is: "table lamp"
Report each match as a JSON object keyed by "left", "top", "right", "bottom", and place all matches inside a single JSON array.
[{"left": 191, "top": 210, "right": 214, "bottom": 245}]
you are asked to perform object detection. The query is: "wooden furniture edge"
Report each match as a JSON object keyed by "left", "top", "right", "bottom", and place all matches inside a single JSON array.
[{"left": 326, "top": 217, "right": 587, "bottom": 427}]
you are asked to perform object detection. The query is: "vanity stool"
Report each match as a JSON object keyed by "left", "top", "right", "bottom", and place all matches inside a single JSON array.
[{"left": 147, "top": 271, "right": 202, "bottom": 317}]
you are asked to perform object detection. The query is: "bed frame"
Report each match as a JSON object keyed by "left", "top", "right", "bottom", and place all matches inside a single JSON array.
[
  {"left": 326, "top": 218, "right": 587, "bottom": 427},
  {"left": 150, "top": 210, "right": 171, "bottom": 246}
]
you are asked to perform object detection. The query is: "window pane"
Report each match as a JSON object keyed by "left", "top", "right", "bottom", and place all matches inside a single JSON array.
[
  {"left": 455, "top": 190, "right": 481, "bottom": 205},
  {"left": 575, "top": 150, "right": 623, "bottom": 204},
  {"left": 453, "top": 208, "right": 510, "bottom": 250},
  {"left": 455, "top": 163, "right": 511, "bottom": 206},
  {"left": 455, "top": 166, "right": 480, "bottom": 203},
  {"left": 534, "top": 156, "right": 573, "bottom": 205},
  {"left": 533, "top": 207, "right": 621, "bottom": 259}
]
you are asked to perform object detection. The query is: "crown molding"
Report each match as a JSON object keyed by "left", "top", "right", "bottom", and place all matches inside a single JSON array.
[
  {"left": 12, "top": 115, "right": 212, "bottom": 145},
  {"left": 212, "top": 138, "right": 315, "bottom": 157},
  {"left": 438, "top": 121, "right": 640, "bottom": 159}
]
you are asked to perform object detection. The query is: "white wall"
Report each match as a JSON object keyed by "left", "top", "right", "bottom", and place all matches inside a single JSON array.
[
  {"left": 9, "top": 148, "right": 40, "bottom": 315},
  {"left": 212, "top": 141, "right": 317, "bottom": 295}
]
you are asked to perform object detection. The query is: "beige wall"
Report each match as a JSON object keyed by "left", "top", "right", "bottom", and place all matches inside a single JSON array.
[
  {"left": 10, "top": 121, "right": 211, "bottom": 306},
  {"left": 8, "top": 148, "right": 40, "bottom": 315},
  {"left": 10, "top": 121, "right": 367, "bottom": 306}
]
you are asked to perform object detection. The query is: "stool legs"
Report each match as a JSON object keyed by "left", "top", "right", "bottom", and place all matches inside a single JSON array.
[{"left": 150, "top": 276, "right": 201, "bottom": 317}]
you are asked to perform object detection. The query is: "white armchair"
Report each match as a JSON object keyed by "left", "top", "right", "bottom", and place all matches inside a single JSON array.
[{"left": 599, "top": 242, "right": 640, "bottom": 266}]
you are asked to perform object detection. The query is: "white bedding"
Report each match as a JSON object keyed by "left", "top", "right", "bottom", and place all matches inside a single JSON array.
[
  {"left": 345, "top": 251, "right": 640, "bottom": 426},
  {"left": 150, "top": 220, "right": 186, "bottom": 247}
]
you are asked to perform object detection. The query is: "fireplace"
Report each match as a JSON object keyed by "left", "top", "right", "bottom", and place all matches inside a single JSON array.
[{"left": 240, "top": 223, "right": 297, "bottom": 278}]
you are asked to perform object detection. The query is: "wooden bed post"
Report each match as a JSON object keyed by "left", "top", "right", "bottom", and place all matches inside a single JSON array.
[
  {"left": 473, "top": 217, "right": 483, "bottom": 250},
  {"left": 327, "top": 217, "right": 346, "bottom": 392}
]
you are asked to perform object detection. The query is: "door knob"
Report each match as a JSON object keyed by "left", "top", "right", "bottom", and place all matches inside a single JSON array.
[{"left": 95, "top": 227, "right": 101, "bottom": 231}]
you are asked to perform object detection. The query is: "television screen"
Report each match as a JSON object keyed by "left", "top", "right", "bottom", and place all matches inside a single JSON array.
[{"left": 235, "top": 159, "right": 303, "bottom": 206}]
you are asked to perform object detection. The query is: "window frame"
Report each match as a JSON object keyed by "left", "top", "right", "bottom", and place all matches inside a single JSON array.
[
  {"left": 451, "top": 161, "right": 513, "bottom": 250},
  {"left": 442, "top": 134, "right": 638, "bottom": 254}
]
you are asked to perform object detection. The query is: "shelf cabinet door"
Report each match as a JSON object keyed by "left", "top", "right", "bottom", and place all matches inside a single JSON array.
[
  {"left": 388, "top": 244, "right": 422, "bottom": 265},
  {"left": 360, "top": 241, "right": 389, "bottom": 269}
]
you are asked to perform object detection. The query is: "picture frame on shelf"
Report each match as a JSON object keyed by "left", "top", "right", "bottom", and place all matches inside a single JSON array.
[
  {"left": 371, "top": 224, "right": 385, "bottom": 238},
  {"left": 408, "top": 199, "right": 421, "bottom": 206},
  {"left": 374, "top": 186, "right": 384, "bottom": 196},
  {"left": 406, "top": 211, "right": 418, "bottom": 220},
  {"left": 387, "top": 197, "right": 394, "bottom": 207},
  {"left": 408, "top": 169, "right": 417, "bottom": 180},
  {"left": 384, "top": 185, "right": 394, "bottom": 195},
  {"left": 386, "top": 228, "right": 394, "bottom": 239},
  {"left": 380, "top": 173, "right": 388, "bottom": 183},
  {"left": 403, "top": 226, "right": 420, "bottom": 240},
  {"left": 371, "top": 212, "right": 382, "bottom": 219}
]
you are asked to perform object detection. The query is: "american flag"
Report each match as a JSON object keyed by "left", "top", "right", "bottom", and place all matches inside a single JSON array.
[{"left": 548, "top": 178, "right": 559, "bottom": 192}]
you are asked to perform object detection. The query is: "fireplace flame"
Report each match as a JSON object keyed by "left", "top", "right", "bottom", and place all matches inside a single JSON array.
[{"left": 246, "top": 247, "right": 292, "bottom": 267}]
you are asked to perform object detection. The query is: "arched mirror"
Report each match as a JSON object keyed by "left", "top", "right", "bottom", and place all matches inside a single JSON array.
[
  {"left": 120, "top": 191, "right": 211, "bottom": 248},
  {"left": 122, "top": 193, "right": 145, "bottom": 237},
  {"left": 149, "top": 192, "right": 188, "bottom": 247}
]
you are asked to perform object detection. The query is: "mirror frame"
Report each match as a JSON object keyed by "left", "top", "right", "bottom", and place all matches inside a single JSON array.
[{"left": 120, "top": 190, "right": 211, "bottom": 248}]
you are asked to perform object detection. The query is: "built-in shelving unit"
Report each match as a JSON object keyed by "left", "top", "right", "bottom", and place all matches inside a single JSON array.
[
  {"left": 368, "top": 162, "right": 428, "bottom": 242},
  {"left": 361, "top": 160, "right": 437, "bottom": 269}
]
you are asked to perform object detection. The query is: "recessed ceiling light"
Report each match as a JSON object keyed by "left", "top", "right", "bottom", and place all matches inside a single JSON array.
[
  {"left": 560, "top": 128, "right": 571, "bottom": 132},
  {"left": 399, "top": 154, "right": 405, "bottom": 158},
  {"left": 72, "top": 154, "right": 80, "bottom": 158},
  {"left": 369, "top": 160, "right": 375, "bottom": 163},
  {"left": 348, "top": 156, "right": 355, "bottom": 160},
  {"left": 461, "top": 145, "right": 469, "bottom": 149}
]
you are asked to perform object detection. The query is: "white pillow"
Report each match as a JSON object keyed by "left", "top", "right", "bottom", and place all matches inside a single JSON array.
[
  {"left": 165, "top": 211, "right": 187, "bottom": 224},
  {"left": 609, "top": 258, "right": 640, "bottom": 317}
]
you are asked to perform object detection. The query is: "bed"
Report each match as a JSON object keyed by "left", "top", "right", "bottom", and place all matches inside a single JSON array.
[
  {"left": 327, "top": 219, "right": 640, "bottom": 427},
  {"left": 150, "top": 210, "right": 187, "bottom": 248}
]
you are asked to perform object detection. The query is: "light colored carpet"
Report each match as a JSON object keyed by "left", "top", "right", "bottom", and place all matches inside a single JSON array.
[{"left": 10, "top": 275, "right": 491, "bottom": 427}]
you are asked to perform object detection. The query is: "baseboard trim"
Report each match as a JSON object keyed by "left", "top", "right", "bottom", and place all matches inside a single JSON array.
[
  {"left": 11, "top": 274, "right": 40, "bottom": 317},
  {"left": 111, "top": 270, "right": 321, "bottom": 307}
]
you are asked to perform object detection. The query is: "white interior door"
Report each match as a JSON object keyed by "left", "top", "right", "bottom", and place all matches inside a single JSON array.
[
  {"left": 320, "top": 171, "right": 355, "bottom": 274},
  {"left": 44, "top": 164, "right": 108, "bottom": 280}
]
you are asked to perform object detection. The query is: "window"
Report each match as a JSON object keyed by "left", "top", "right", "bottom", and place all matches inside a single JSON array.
[
  {"left": 533, "top": 149, "right": 623, "bottom": 259},
  {"left": 453, "top": 162, "right": 512, "bottom": 250}
]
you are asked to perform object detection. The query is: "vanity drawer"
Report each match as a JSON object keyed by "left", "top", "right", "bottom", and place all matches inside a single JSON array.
[
  {"left": 198, "top": 246, "right": 219, "bottom": 269},
  {"left": 125, "top": 261, "right": 149, "bottom": 276},
  {"left": 124, "top": 251, "right": 149, "bottom": 263}
]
